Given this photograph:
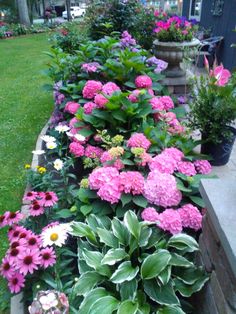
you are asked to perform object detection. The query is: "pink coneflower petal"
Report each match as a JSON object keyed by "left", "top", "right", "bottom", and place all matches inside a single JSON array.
[
  {"left": 8, "top": 247, "right": 22, "bottom": 265},
  {"left": 23, "top": 191, "right": 38, "bottom": 202},
  {"left": 8, "top": 273, "right": 25, "bottom": 294},
  {"left": 17, "top": 249, "right": 41, "bottom": 276},
  {"left": 38, "top": 192, "right": 58, "bottom": 208},
  {"left": 8, "top": 225, "right": 25, "bottom": 241},
  {"left": 29, "top": 201, "right": 45, "bottom": 217},
  {"left": 0, "top": 257, "right": 15, "bottom": 279},
  {"left": 26, "top": 235, "right": 42, "bottom": 250},
  {"left": 40, "top": 247, "right": 56, "bottom": 268},
  {"left": 7, "top": 211, "right": 24, "bottom": 225}
]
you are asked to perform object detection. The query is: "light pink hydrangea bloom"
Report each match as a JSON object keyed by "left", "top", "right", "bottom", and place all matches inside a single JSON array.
[
  {"left": 149, "top": 153, "right": 177, "bottom": 174},
  {"left": 162, "top": 147, "right": 184, "bottom": 162},
  {"left": 64, "top": 101, "right": 80, "bottom": 115},
  {"left": 143, "top": 170, "right": 182, "bottom": 208},
  {"left": 177, "top": 161, "right": 196, "bottom": 176},
  {"left": 158, "top": 96, "right": 174, "bottom": 110},
  {"left": 119, "top": 171, "right": 145, "bottom": 195},
  {"left": 102, "top": 82, "right": 121, "bottom": 95},
  {"left": 97, "top": 178, "right": 122, "bottom": 204},
  {"left": 178, "top": 204, "right": 202, "bottom": 231},
  {"left": 84, "top": 102, "right": 97, "bottom": 114},
  {"left": 94, "top": 94, "right": 108, "bottom": 108},
  {"left": 82, "top": 80, "right": 103, "bottom": 99},
  {"left": 158, "top": 209, "right": 182, "bottom": 234},
  {"left": 135, "top": 75, "right": 153, "bottom": 88},
  {"left": 194, "top": 160, "right": 212, "bottom": 174},
  {"left": 100, "top": 152, "right": 124, "bottom": 170},
  {"left": 81, "top": 62, "right": 100, "bottom": 73},
  {"left": 89, "top": 167, "right": 120, "bottom": 190},
  {"left": 128, "top": 89, "right": 141, "bottom": 103},
  {"left": 127, "top": 133, "right": 151, "bottom": 150},
  {"left": 141, "top": 207, "right": 159, "bottom": 222},
  {"left": 150, "top": 97, "right": 165, "bottom": 111},
  {"left": 85, "top": 145, "right": 104, "bottom": 159},
  {"left": 69, "top": 141, "right": 85, "bottom": 157}
]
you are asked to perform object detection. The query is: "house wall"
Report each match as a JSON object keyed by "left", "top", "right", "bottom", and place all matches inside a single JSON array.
[{"left": 182, "top": 0, "right": 236, "bottom": 70}]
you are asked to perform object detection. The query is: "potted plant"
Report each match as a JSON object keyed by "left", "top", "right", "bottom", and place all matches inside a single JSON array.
[
  {"left": 153, "top": 11, "right": 200, "bottom": 77},
  {"left": 188, "top": 60, "right": 236, "bottom": 166}
]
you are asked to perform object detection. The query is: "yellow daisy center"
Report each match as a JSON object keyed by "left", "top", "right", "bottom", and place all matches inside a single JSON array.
[{"left": 50, "top": 233, "right": 59, "bottom": 242}]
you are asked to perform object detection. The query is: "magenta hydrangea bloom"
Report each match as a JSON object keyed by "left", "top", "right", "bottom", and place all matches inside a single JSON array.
[
  {"left": 137, "top": 152, "right": 152, "bottom": 167},
  {"left": 84, "top": 102, "right": 97, "bottom": 114},
  {"left": 143, "top": 170, "right": 182, "bottom": 208},
  {"left": 119, "top": 171, "right": 145, "bottom": 195},
  {"left": 178, "top": 204, "right": 202, "bottom": 231},
  {"left": 100, "top": 152, "right": 124, "bottom": 170},
  {"left": 102, "top": 82, "right": 121, "bottom": 96},
  {"left": 150, "top": 97, "right": 165, "bottom": 111},
  {"left": 82, "top": 80, "right": 103, "bottom": 99},
  {"left": 97, "top": 178, "right": 122, "bottom": 204},
  {"left": 141, "top": 207, "right": 159, "bottom": 222},
  {"left": 127, "top": 133, "right": 151, "bottom": 151},
  {"left": 194, "top": 160, "right": 212, "bottom": 174},
  {"left": 81, "top": 62, "right": 100, "bottom": 73},
  {"left": 158, "top": 209, "right": 182, "bottom": 234},
  {"left": 135, "top": 75, "right": 153, "bottom": 89},
  {"left": 94, "top": 94, "right": 108, "bottom": 108},
  {"left": 162, "top": 147, "right": 184, "bottom": 162},
  {"left": 89, "top": 167, "right": 120, "bottom": 190},
  {"left": 158, "top": 96, "right": 174, "bottom": 110},
  {"left": 128, "top": 89, "right": 141, "bottom": 103},
  {"left": 85, "top": 145, "right": 104, "bottom": 159},
  {"left": 64, "top": 101, "right": 80, "bottom": 115},
  {"left": 177, "top": 161, "right": 196, "bottom": 176},
  {"left": 149, "top": 153, "right": 177, "bottom": 174},
  {"left": 69, "top": 141, "right": 85, "bottom": 157}
]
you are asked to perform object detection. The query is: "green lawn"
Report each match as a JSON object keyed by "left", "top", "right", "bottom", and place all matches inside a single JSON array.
[{"left": 0, "top": 33, "right": 53, "bottom": 311}]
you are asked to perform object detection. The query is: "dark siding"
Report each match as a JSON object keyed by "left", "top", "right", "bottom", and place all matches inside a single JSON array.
[{"left": 183, "top": 0, "right": 236, "bottom": 70}]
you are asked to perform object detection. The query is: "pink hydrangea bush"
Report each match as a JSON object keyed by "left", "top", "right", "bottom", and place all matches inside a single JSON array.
[
  {"left": 127, "top": 133, "right": 151, "bottom": 151},
  {"left": 82, "top": 80, "right": 103, "bottom": 99}
]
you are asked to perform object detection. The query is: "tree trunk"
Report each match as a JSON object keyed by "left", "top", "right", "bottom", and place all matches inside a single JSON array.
[
  {"left": 65, "top": 0, "right": 71, "bottom": 21},
  {"left": 16, "top": 0, "right": 31, "bottom": 26}
]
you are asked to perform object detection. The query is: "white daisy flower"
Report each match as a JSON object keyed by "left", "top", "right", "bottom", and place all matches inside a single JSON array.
[
  {"left": 32, "top": 150, "right": 45, "bottom": 155},
  {"left": 46, "top": 141, "right": 57, "bottom": 149},
  {"left": 40, "top": 135, "right": 56, "bottom": 143},
  {"left": 55, "top": 125, "right": 70, "bottom": 133},
  {"left": 53, "top": 159, "right": 63, "bottom": 171},
  {"left": 41, "top": 224, "right": 70, "bottom": 247}
]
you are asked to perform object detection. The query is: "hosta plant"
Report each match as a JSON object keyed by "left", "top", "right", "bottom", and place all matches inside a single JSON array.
[{"left": 70, "top": 211, "right": 209, "bottom": 313}]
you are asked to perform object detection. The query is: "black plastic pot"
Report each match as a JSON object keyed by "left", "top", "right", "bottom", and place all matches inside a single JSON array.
[{"left": 201, "top": 127, "right": 236, "bottom": 166}]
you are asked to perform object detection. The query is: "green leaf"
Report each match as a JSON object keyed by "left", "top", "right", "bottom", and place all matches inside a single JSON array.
[
  {"left": 120, "top": 279, "right": 138, "bottom": 301},
  {"left": 137, "top": 304, "right": 151, "bottom": 314},
  {"left": 158, "top": 266, "right": 171, "bottom": 285},
  {"left": 174, "top": 267, "right": 207, "bottom": 285},
  {"left": 55, "top": 209, "right": 74, "bottom": 219},
  {"left": 73, "top": 271, "right": 103, "bottom": 296},
  {"left": 141, "top": 250, "right": 171, "bottom": 280},
  {"left": 169, "top": 253, "right": 194, "bottom": 268},
  {"left": 121, "top": 194, "right": 133, "bottom": 207},
  {"left": 144, "top": 280, "right": 180, "bottom": 306},
  {"left": 188, "top": 195, "right": 205, "bottom": 207},
  {"left": 79, "top": 288, "right": 108, "bottom": 314},
  {"left": 124, "top": 210, "right": 141, "bottom": 240},
  {"left": 132, "top": 195, "right": 148, "bottom": 208},
  {"left": 125, "top": 81, "right": 136, "bottom": 88},
  {"left": 101, "top": 248, "right": 128, "bottom": 265},
  {"left": 80, "top": 205, "right": 93, "bottom": 216},
  {"left": 78, "top": 128, "right": 94, "bottom": 137},
  {"left": 174, "top": 274, "right": 209, "bottom": 297},
  {"left": 82, "top": 249, "right": 103, "bottom": 269},
  {"left": 97, "top": 228, "right": 119, "bottom": 248},
  {"left": 156, "top": 305, "right": 185, "bottom": 314},
  {"left": 139, "top": 226, "right": 152, "bottom": 247},
  {"left": 167, "top": 234, "right": 199, "bottom": 252},
  {"left": 110, "top": 261, "right": 139, "bottom": 284},
  {"left": 112, "top": 217, "right": 130, "bottom": 245},
  {"left": 117, "top": 300, "right": 138, "bottom": 314},
  {"left": 112, "top": 110, "right": 127, "bottom": 122},
  {"left": 89, "top": 296, "right": 120, "bottom": 314},
  {"left": 122, "top": 159, "right": 135, "bottom": 165},
  {"left": 71, "top": 222, "right": 97, "bottom": 244}
]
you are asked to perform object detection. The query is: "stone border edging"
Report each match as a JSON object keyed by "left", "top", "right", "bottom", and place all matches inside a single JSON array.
[{"left": 10, "top": 120, "right": 50, "bottom": 314}]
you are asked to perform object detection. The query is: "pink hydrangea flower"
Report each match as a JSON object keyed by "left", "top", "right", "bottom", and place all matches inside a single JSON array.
[
  {"left": 69, "top": 141, "right": 85, "bottom": 157},
  {"left": 141, "top": 207, "right": 159, "bottom": 222},
  {"left": 178, "top": 204, "right": 202, "bottom": 231},
  {"left": 82, "top": 80, "right": 103, "bottom": 99},
  {"left": 94, "top": 94, "right": 108, "bottom": 108},
  {"left": 158, "top": 209, "right": 182, "bottom": 234},
  {"left": 194, "top": 160, "right": 212, "bottom": 174},
  {"left": 8, "top": 273, "right": 25, "bottom": 294},
  {"left": 177, "top": 161, "right": 196, "bottom": 176},
  {"left": 84, "top": 102, "right": 97, "bottom": 114},
  {"left": 17, "top": 248, "right": 41, "bottom": 276},
  {"left": 127, "top": 133, "right": 151, "bottom": 150},
  {"left": 38, "top": 192, "right": 58, "bottom": 207},
  {"left": 64, "top": 101, "right": 80, "bottom": 115},
  {"left": 135, "top": 75, "right": 153, "bottom": 89},
  {"left": 81, "top": 62, "right": 100, "bottom": 73},
  {"left": 162, "top": 147, "right": 184, "bottom": 162},
  {"left": 29, "top": 200, "right": 45, "bottom": 217},
  {"left": 128, "top": 89, "right": 141, "bottom": 103},
  {"left": 143, "top": 170, "right": 182, "bottom": 208},
  {"left": 150, "top": 97, "right": 165, "bottom": 111},
  {"left": 97, "top": 178, "right": 122, "bottom": 204},
  {"left": 40, "top": 247, "right": 56, "bottom": 268},
  {"left": 89, "top": 167, "right": 120, "bottom": 190},
  {"left": 137, "top": 152, "right": 152, "bottom": 167},
  {"left": 85, "top": 145, "right": 104, "bottom": 159},
  {"left": 158, "top": 96, "right": 174, "bottom": 110},
  {"left": 149, "top": 153, "right": 177, "bottom": 174},
  {"left": 102, "top": 82, "right": 121, "bottom": 96},
  {"left": 100, "top": 152, "right": 124, "bottom": 170},
  {"left": 119, "top": 171, "right": 145, "bottom": 195}
]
